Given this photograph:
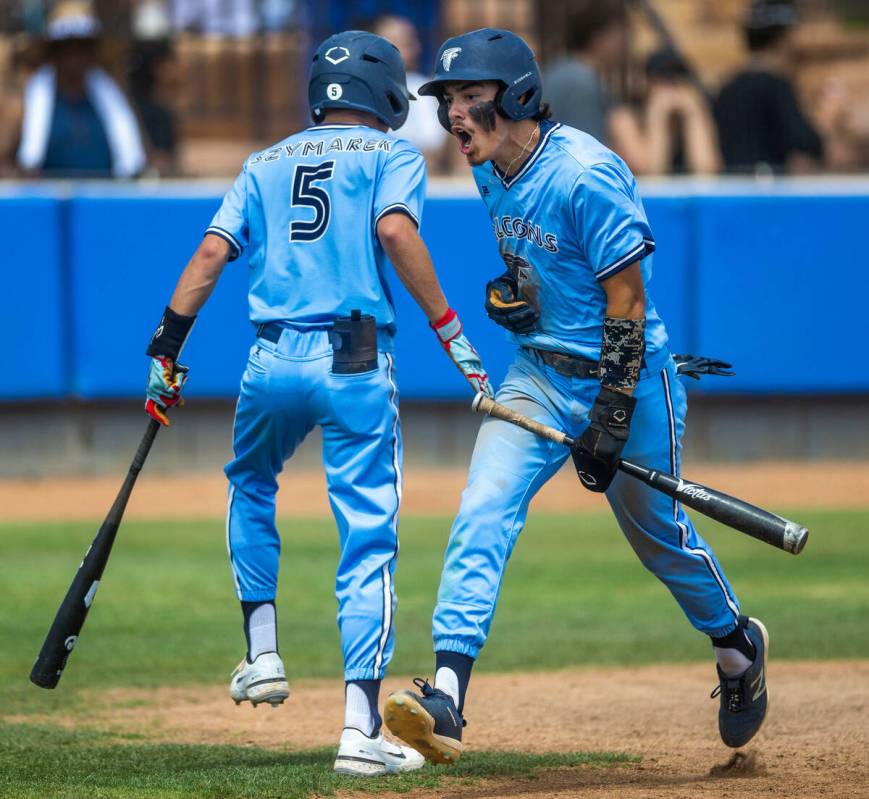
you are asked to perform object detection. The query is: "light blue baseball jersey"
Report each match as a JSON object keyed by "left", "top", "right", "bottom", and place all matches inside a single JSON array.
[
  {"left": 207, "top": 123, "right": 426, "bottom": 332},
  {"left": 471, "top": 120, "right": 669, "bottom": 364}
]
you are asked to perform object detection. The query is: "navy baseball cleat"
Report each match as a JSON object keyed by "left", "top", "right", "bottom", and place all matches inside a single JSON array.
[
  {"left": 712, "top": 617, "right": 770, "bottom": 748},
  {"left": 384, "top": 678, "right": 465, "bottom": 764}
]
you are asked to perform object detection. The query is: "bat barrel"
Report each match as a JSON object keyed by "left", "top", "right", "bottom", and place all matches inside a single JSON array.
[{"left": 29, "top": 419, "right": 160, "bottom": 690}]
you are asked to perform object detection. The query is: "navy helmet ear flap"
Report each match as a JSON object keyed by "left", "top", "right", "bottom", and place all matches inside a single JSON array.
[
  {"left": 436, "top": 97, "right": 451, "bottom": 132},
  {"left": 500, "top": 73, "right": 542, "bottom": 121}
]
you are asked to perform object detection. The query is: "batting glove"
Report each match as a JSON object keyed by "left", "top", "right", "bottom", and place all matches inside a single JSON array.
[
  {"left": 484, "top": 272, "right": 539, "bottom": 334},
  {"left": 431, "top": 309, "right": 494, "bottom": 397},
  {"left": 571, "top": 387, "right": 636, "bottom": 493},
  {"left": 145, "top": 356, "right": 189, "bottom": 426},
  {"left": 673, "top": 353, "right": 735, "bottom": 380}
]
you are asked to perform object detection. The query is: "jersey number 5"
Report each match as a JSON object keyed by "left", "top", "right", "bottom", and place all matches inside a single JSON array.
[{"left": 290, "top": 161, "right": 335, "bottom": 242}]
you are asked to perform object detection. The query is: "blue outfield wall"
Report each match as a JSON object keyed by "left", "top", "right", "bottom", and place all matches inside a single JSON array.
[
  {"left": 0, "top": 182, "right": 866, "bottom": 400},
  {"left": 0, "top": 196, "right": 67, "bottom": 399}
]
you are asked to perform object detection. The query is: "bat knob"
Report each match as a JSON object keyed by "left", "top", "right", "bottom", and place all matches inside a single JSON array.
[
  {"left": 783, "top": 521, "right": 809, "bottom": 555},
  {"left": 471, "top": 392, "right": 490, "bottom": 414}
]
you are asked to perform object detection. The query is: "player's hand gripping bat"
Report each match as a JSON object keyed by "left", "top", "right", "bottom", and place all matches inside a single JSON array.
[
  {"left": 471, "top": 393, "right": 808, "bottom": 555},
  {"left": 30, "top": 419, "right": 161, "bottom": 689}
]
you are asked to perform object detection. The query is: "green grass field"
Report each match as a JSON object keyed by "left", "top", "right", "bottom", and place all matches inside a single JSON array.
[{"left": 2, "top": 508, "right": 867, "bottom": 797}]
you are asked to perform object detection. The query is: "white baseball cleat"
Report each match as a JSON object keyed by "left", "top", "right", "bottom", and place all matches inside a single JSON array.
[
  {"left": 229, "top": 651, "right": 289, "bottom": 707},
  {"left": 333, "top": 726, "right": 425, "bottom": 777}
]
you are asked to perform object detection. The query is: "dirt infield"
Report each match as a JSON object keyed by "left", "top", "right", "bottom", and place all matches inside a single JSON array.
[
  {"left": 10, "top": 662, "right": 868, "bottom": 798},
  {"left": 3, "top": 460, "right": 869, "bottom": 522}
]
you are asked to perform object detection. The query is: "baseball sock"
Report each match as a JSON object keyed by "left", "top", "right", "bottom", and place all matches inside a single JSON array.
[
  {"left": 711, "top": 616, "right": 756, "bottom": 676},
  {"left": 434, "top": 651, "right": 474, "bottom": 714},
  {"left": 241, "top": 601, "right": 277, "bottom": 663},
  {"left": 345, "top": 680, "right": 381, "bottom": 737}
]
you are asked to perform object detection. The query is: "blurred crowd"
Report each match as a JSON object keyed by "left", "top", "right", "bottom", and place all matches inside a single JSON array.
[
  {"left": 0, "top": 0, "right": 867, "bottom": 179},
  {"left": 545, "top": 0, "right": 861, "bottom": 176}
]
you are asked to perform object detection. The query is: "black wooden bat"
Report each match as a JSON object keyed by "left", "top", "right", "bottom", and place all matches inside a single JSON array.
[
  {"left": 471, "top": 394, "right": 808, "bottom": 555},
  {"left": 30, "top": 419, "right": 161, "bottom": 689}
]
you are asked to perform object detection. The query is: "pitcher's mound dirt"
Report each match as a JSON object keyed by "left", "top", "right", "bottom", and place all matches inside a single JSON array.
[{"left": 12, "top": 661, "right": 868, "bottom": 798}]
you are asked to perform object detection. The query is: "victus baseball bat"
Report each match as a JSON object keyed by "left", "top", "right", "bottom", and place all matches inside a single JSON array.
[
  {"left": 30, "top": 419, "right": 161, "bottom": 689},
  {"left": 471, "top": 393, "right": 808, "bottom": 555}
]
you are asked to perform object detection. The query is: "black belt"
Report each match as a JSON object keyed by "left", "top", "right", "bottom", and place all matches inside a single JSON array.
[
  {"left": 255, "top": 322, "right": 284, "bottom": 344},
  {"left": 526, "top": 347, "right": 599, "bottom": 378}
]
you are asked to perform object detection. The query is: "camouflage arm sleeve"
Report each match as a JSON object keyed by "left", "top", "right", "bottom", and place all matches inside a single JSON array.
[{"left": 598, "top": 316, "right": 646, "bottom": 391}]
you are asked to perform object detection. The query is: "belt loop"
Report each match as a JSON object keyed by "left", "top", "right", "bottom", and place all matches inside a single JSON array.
[{"left": 256, "top": 323, "right": 265, "bottom": 338}]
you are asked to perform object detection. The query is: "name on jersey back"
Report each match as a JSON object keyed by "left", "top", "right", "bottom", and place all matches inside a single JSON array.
[{"left": 250, "top": 136, "right": 394, "bottom": 164}]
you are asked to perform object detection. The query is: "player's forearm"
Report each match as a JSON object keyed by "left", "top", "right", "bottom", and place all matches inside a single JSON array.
[
  {"left": 168, "top": 234, "right": 231, "bottom": 316},
  {"left": 379, "top": 216, "right": 449, "bottom": 322}
]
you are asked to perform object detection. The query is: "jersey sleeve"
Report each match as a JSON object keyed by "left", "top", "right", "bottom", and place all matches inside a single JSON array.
[
  {"left": 572, "top": 163, "right": 655, "bottom": 281},
  {"left": 373, "top": 141, "right": 427, "bottom": 228},
  {"left": 206, "top": 166, "right": 249, "bottom": 261}
]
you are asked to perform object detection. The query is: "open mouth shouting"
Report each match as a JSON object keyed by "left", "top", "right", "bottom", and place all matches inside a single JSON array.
[{"left": 452, "top": 125, "right": 474, "bottom": 156}]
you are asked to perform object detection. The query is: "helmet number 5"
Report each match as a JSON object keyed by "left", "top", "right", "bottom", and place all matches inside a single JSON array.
[{"left": 290, "top": 161, "right": 335, "bottom": 242}]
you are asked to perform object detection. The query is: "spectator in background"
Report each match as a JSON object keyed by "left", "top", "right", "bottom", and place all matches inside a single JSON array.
[
  {"left": 13, "top": 1, "right": 146, "bottom": 178},
  {"left": 171, "top": 0, "right": 258, "bottom": 37},
  {"left": 644, "top": 48, "right": 721, "bottom": 175},
  {"left": 129, "top": 39, "right": 180, "bottom": 175},
  {"left": 371, "top": 15, "right": 449, "bottom": 166},
  {"left": 544, "top": 1, "right": 650, "bottom": 174},
  {"left": 714, "top": 1, "right": 822, "bottom": 174}
]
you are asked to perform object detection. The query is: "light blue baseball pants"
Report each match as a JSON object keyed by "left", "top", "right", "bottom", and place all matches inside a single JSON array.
[
  {"left": 224, "top": 327, "right": 401, "bottom": 681},
  {"left": 433, "top": 348, "right": 741, "bottom": 659}
]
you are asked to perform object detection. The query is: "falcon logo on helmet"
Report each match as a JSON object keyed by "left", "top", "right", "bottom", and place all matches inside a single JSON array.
[{"left": 441, "top": 47, "right": 462, "bottom": 71}]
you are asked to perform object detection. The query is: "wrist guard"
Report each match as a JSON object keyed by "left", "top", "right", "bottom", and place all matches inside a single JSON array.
[
  {"left": 431, "top": 308, "right": 462, "bottom": 346},
  {"left": 599, "top": 317, "right": 646, "bottom": 391},
  {"left": 146, "top": 306, "right": 196, "bottom": 361}
]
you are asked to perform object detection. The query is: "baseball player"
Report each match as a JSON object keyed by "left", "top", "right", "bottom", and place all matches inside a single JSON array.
[
  {"left": 143, "top": 30, "right": 492, "bottom": 777},
  {"left": 385, "top": 29, "right": 769, "bottom": 763}
]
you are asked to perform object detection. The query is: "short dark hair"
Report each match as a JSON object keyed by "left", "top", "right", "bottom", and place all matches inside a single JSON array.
[
  {"left": 565, "top": 0, "right": 628, "bottom": 53},
  {"left": 533, "top": 102, "right": 553, "bottom": 121}
]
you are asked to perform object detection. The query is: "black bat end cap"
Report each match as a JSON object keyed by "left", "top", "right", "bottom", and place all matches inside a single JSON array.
[{"left": 30, "top": 668, "right": 60, "bottom": 689}]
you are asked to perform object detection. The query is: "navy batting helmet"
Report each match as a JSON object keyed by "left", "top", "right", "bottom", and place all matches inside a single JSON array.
[
  {"left": 308, "top": 31, "right": 412, "bottom": 130},
  {"left": 418, "top": 28, "right": 542, "bottom": 132}
]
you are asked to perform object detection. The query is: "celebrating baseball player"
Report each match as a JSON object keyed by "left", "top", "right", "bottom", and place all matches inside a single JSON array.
[
  {"left": 143, "top": 30, "right": 492, "bottom": 777},
  {"left": 385, "top": 29, "right": 768, "bottom": 763}
]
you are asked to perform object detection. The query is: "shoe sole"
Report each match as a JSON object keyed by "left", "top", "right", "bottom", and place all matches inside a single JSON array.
[
  {"left": 384, "top": 693, "right": 462, "bottom": 765},
  {"left": 231, "top": 679, "right": 290, "bottom": 708},
  {"left": 333, "top": 757, "right": 387, "bottom": 777}
]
